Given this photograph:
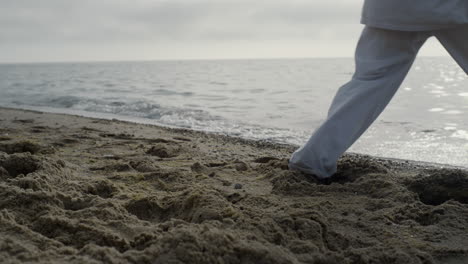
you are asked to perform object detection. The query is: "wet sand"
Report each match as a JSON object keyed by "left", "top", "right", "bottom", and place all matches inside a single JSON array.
[{"left": 0, "top": 107, "right": 467, "bottom": 264}]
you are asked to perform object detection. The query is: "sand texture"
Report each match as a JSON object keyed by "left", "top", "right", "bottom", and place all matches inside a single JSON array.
[{"left": 0, "top": 107, "right": 467, "bottom": 264}]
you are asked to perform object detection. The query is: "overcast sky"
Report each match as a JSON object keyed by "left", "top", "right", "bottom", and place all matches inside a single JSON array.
[{"left": 0, "top": 0, "right": 449, "bottom": 63}]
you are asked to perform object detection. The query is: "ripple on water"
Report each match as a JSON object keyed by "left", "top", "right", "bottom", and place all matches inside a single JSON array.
[{"left": 428, "top": 108, "right": 444, "bottom": 112}]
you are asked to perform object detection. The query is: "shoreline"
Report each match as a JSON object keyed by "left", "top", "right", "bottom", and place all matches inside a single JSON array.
[
  {"left": 1, "top": 107, "right": 467, "bottom": 263},
  {"left": 2, "top": 106, "right": 466, "bottom": 172}
]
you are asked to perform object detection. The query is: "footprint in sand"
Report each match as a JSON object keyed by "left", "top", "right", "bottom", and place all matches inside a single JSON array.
[
  {"left": 0, "top": 153, "right": 40, "bottom": 178},
  {"left": 85, "top": 180, "right": 119, "bottom": 198},
  {"left": 406, "top": 169, "right": 468, "bottom": 206},
  {"left": 146, "top": 143, "right": 182, "bottom": 158},
  {"left": 129, "top": 160, "right": 160, "bottom": 173}
]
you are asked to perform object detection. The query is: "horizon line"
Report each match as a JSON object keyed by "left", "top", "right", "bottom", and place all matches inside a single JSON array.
[{"left": 0, "top": 55, "right": 450, "bottom": 65}]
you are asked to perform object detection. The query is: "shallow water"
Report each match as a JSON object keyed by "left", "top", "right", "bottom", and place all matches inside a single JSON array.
[{"left": 0, "top": 57, "right": 467, "bottom": 167}]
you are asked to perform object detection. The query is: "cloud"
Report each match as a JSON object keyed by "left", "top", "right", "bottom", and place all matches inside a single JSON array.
[
  {"left": 0, "top": 0, "right": 362, "bottom": 44},
  {"left": 8, "top": 0, "right": 455, "bottom": 62}
]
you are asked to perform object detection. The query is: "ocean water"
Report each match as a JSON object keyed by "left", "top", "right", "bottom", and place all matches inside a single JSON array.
[{"left": 0, "top": 58, "right": 467, "bottom": 167}]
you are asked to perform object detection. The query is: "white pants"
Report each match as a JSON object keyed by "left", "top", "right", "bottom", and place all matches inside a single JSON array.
[{"left": 289, "top": 25, "right": 468, "bottom": 178}]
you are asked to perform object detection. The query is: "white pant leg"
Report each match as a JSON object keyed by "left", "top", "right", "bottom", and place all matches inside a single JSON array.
[
  {"left": 434, "top": 25, "right": 468, "bottom": 74},
  {"left": 289, "top": 27, "right": 430, "bottom": 178}
]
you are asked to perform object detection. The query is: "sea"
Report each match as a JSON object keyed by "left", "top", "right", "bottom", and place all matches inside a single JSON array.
[{"left": 0, "top": 57, "right": 467, "bottom": 168}]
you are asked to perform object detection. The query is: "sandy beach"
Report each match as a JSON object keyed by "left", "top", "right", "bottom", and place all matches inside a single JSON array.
[{"left": 0, "top": 107, "right": 467, "bottom": 264}]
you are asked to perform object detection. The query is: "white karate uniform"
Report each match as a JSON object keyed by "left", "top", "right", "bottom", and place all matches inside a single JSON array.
[
  {"left": 362, "top": 0, "right": 468, "bottom": 31},
  {"left": 288, "top": 3, "right": 468, "bottom": 178}
]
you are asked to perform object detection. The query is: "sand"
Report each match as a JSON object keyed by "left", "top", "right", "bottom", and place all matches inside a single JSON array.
[{"left": 0, "top": 107, "right": 467, "bottom": 264}]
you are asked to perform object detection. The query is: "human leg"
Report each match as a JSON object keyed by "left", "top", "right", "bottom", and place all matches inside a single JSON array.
[
  {"left": 289, "top": 27, "right": 430, "bottom": 178},
  {"left": 434, "top": 25, "right": 468, "bottom": 74}
]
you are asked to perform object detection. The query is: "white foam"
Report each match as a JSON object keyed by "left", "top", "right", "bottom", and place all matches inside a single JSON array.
[{"left": 452, "top": 130, "right": 468, "bottom": 140}]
